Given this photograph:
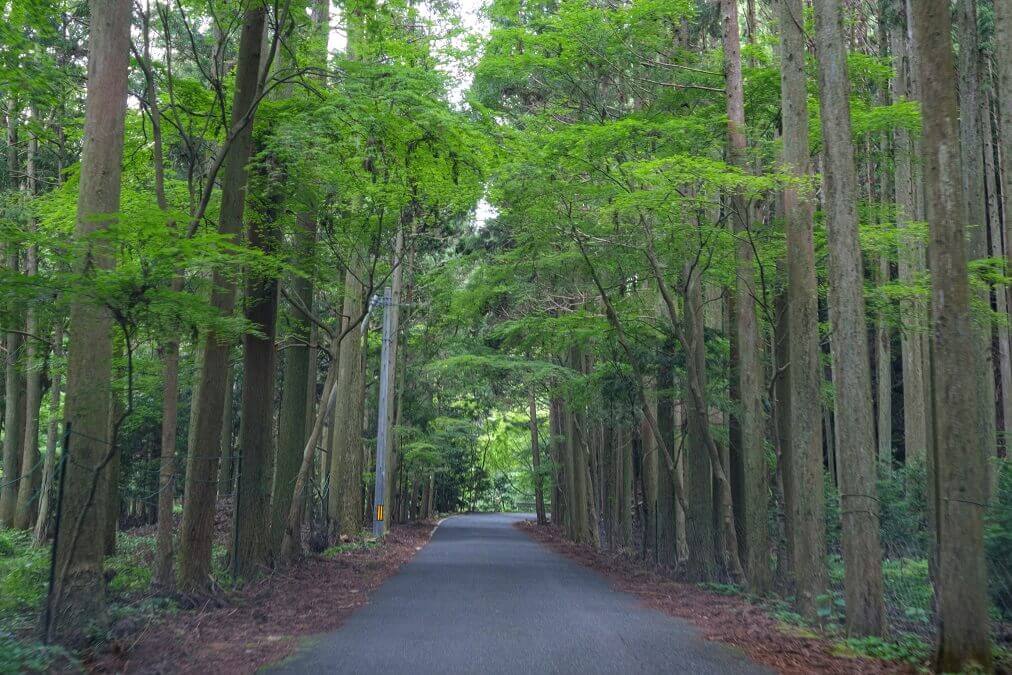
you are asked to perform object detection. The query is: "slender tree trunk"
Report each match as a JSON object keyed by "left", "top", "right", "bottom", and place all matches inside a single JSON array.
[
  {"left": 103, "top": 385, "right": 122, "bottom": 556},
  {"left": 998, "top": 0, "right": 1012, "bottom": 349},
  {"left": 379, "top": 228, "right": 406, "bottom": 533},
  {"left": 231, "top": 196, "right": 281, "bottom": 580},
  {"left": 280, "top": 327, "right": 343, "bottom": 561},
  {"left": 153, "top": 340, "right": 179, "bottom": 589},
  {"left": 561, "top": 396, "right": 577, "bottom": 539},
  {"left": 910, "top": 0, "right": 993, "bottom": 668},
  {"left": 529, "top": 388, "right": 546, "bottom": 525},
  {"left": 44, "top": 0, "right": 130, "bottom": 644},
  {"left": 218, "top": 362, "right": 235, "bottom": 497},
  {"left": 329, "top": 268, "right": 365, "bottom": 539},
  {"left": 772, "top": 261, "right": 793, "bottom": 586},
  {"left": 550, "top": 397, "right": 565, "bottom": 527},
  {"left": 779, "top": 0, "right": 828, "bottom": 622},
  {"left": 640, "top": 389, "right": 657, "bottom": 557},
  {"left": 721, "top": 0, "right": 768, "bottom": 593},
  {"left": 956, "top": 0, "right": 998, "bottom": 476},
  {"left": 1, "top": 304, "right": 24, "bottom": 527},
  {"left": 682, "top": 261, "right": 715, "bottom": 581},
  {"left": 179, "top": 6, "right": 268, "bottom": 593},
  {"left": 1, "top": 107, "right": 24, "bottom": 527},
  {"left": 984, "top": 87, "right": 1012, "bottom": 457},
  {"left": 270, "top": 215, "right": 317, "bottom": 559},
  {"left": 33, "top": 322, "right": 63, "bottom": 545},
  {"left": 142, "top": 13, "right": 181, "bottom": 588},
  {"left": 875, "top": 250, "right": 892, "bottom": 468},
  {"left": 14, "top": 116, "right": 41, "bottom": 530},
  {"left": 890, "top": 25, "right": 929, "bottom": 464},
  {"left": 655, "top": 332, "right": 677, "bottom": 565},
  {"left": 813, "top": 0, "right": 885, "bottom": 636},
  {"left": 621, "top": 423, "right": 633, "bottom": 546}
]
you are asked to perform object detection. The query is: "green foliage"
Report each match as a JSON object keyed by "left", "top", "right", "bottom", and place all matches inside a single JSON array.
[
  {"left": 0, "top": 633, "right": 78, "bottom": 674},
  {"left": 832, "top": 634, "right": 930, "bottom": 666},
  {"left": 697, "top": 582, "right": 743, "bottom": 597},
  {"left": 322, "top": 538, "right": 381, "bottom": 557},
  {"left": 986, "top": 460, "right": 1012, "bottom": 620},
  {"left": 0, "top": 530, "right": 48, "bottom": 629},
  {"left": 106, "top": 536, "right": 156, "bottom": 594}
]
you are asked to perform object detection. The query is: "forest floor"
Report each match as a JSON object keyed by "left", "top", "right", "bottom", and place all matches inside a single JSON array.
[
  {"left": 95, "top": 517, "right": 437, "bottom": 673},
  {"left": 0, "top": 502, "right": 437, "bottom": 674},
  {"left": 516, "top": 520, "right": 926, "bottom": 674}
]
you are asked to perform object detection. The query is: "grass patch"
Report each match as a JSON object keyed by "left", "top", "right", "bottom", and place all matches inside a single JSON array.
[
  {"left": 832, "top": 634, "right": 930, "bottom": 666},
  {"left": 0, "top": 530, "right": 48, "bottom": 631},
  {"left": 322, "top": 537, "right": 380, "bottom": 557},
  {"left": 697, "top": 582, "right": 743, "bottom": 597}
]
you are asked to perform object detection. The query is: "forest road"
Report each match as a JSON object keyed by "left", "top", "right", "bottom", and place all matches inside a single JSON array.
[{"left": 269, "top": 513, "right": 771, "bottom": 674}]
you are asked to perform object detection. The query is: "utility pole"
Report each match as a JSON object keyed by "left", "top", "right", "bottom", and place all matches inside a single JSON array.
[{"left": 372, "top": 287, "right": 394, "bottom": 537}]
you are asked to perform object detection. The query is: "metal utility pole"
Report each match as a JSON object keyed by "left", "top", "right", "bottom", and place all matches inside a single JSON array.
[{"left": 372, "top": 287, "right": 394, "bottom": 537}]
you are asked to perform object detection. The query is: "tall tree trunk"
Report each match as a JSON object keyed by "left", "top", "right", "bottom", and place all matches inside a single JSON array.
[
  {"left": 529, "top": 388, "right": 546, "bottom": 525},
  {"left": 153, "top": 340, "right": 179, "bottom": 589},
  {"left": 231, "top": 198, "right": 281, "bottom": 580},
  {"left": 1, "top": 302, "right": 24, "bottom": 526},
  {"left": 779, "top": 0, "right": 828, "bottom": 623},
  {"left": 655, "top": 333, "right": 677, "bottom": 565},
  {"left": 270, "top": 214, "right": 317, "bottom": 559},
  {"left": 984, "top": 86, "right": 1012, "bottom": 458},
  {"left": 218, "top": 361, "right": 235, "bottom": 497},
  {"left": 44, "top": 0, "right": 130, "bottom": 645},
  {"left": 998, "top": 0, "right": 1012, "bottom": 347},
  {"left": 142, "top": 11, "right": 181, "bottom": 588},
  {"left": 1, "top": 107, "right": 24, "bottom": 527},
  {"left": 179, "top": 6, "right": 268, "bottom": 593},
  {"left": 875, "top": 251, "right": 892, "bottom": 467},
  {"left": 890, "top": 24, "right": 929, "bottom": 464},
  {"left": 14, "top": 114, "right": 40, "bottom": 530},
  {"left": 550, "top": 397, "right": 566, "bottom": 528},
  {"left": 721, "top": 0, "right": 768, "bottom": 593},
  {"left": 956, "top": 0, "right": 998, "bottom": 476},
  {"left": 103, "top": 384, "right": 122, "bottom": 555},
  {"left": 813, "top": 0, "right": 884, "bottom": 634},
  {"left": 621, "top": 422, "right": 633, "bottom": 546},
  {"left": 270, "top": 0, "right": 326, "bottom": 553},
  {"left": 33, "top": 322, "right": 63, "bottom": 545},
  {"left": 329, "top": 268, "right": 365, "bottom": 539},
  {"left": 639, "top": 389, "right": 658, "bottom": 556},
  {"left": 910, "top": 0, "right": 993, "bottom": 669},
  {"left": 379, "top": 228, "right": 406, "bottom": 534},
  {"left": 771, "top": 268, "right": 793, "bottom": 587},
  {"left": 561, "top": 396, "right": 578, "bottom": 540},
  {"left": 682, "top": 261, "right": 714, "bottom": 581}
]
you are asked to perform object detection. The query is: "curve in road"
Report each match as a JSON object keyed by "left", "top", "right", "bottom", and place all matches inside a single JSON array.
[{"left": 271, "top": 513, "right": 770, "bottom": 674}]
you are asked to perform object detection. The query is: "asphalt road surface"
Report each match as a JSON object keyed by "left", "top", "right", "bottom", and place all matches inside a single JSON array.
[{"left": 271, "top": 513, "right": 770, "bottom": 674}]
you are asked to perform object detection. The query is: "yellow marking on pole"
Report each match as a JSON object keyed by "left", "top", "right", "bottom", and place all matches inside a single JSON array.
[{"left": 376, "top": 504, "right": 384, "bottom": 521}]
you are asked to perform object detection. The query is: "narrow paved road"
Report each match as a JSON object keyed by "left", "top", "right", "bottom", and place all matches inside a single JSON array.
[{"left": 271, "top": 513, "right": 770, "bottom": 674}]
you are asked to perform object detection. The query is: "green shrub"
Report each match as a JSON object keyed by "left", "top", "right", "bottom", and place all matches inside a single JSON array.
[
  {"left": 832, "top": 634, "right": 930, "bottom": 666},
  {"left": 0, "top": 633, "right": 79, "bottom": 674},
  {"left": 878, "top": 460, "right": 929, "bottom": 559},
  {"left": 0, "top": 531, "right": 49, "bottom": 627},
  {"left": 106, "top": 535, "right": 156, "bottom": 594},
  {"left": 881, "top": 557, "right": 933, "bottom": 621},
  {"left": 985, "top": 459, "right": 1012, "bottom": 620}
]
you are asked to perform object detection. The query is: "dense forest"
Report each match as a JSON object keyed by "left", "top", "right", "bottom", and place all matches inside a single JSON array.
[{"left": 1, "top": 0, "right": 1011, "bottom": 671}]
